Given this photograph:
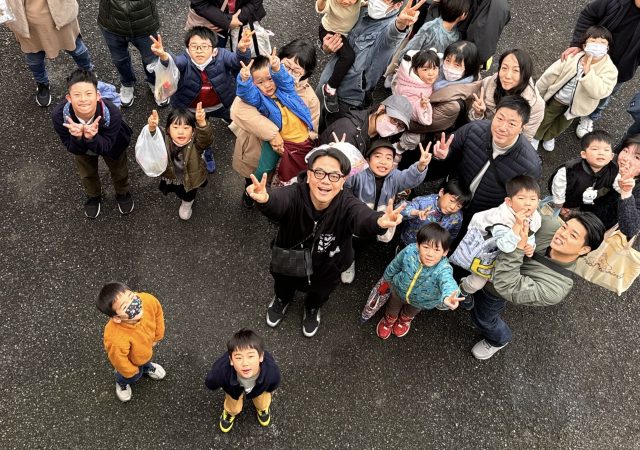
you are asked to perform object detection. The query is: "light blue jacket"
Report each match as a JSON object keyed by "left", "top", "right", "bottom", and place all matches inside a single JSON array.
[
  {"left": 383, "top": 244, "right": 458, "bottom": 310},
  {"left": 345, "top": 163, "right": 427, "bottom": 210},
  {"left": 317, "top": 8, "right": 407, "bottom": 107}
]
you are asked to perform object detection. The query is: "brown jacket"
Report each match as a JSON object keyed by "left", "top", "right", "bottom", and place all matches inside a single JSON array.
[
  {"left": 6, "top": 0, "right": 79, "bottom": 38},
  {"left": 230, "top": 81, "right": 320, "bottom": 178},
  {"left": 160, "top": 123, "right": 213, "bottom": 192}
]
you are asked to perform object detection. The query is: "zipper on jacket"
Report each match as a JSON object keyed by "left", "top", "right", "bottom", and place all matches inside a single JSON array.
[{"left": 405, "top": 266, "right": 423, "bottom": 304}]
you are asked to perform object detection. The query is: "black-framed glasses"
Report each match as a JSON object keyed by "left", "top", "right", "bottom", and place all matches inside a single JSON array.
[
  {"left": 188, "top": 44, "right": 212, "bottom": 51},
  {"left": 311, "top": 169, "right": 343, "bottom": 182}
]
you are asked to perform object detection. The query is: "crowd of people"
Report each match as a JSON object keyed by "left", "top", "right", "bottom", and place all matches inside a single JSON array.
[{"left": 5, "top": 0, "right": 640, "bottom": 435}]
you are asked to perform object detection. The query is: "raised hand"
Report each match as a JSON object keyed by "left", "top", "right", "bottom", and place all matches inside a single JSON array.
[
  {"left": 229, "top": 9, "right": 243, "bottom": 29},
  {"left": 417, "top": 141, "right": 432, "bottom": 172},
  {"left": 321, "top": 33, "right": 343, "bottom": 54},
  {"left": 63, "top": 116, "right": 84, "bottom": 138},
  {"left": 619, "top": 175, "right": 636, "bottom": 199},
  {"left": 83, "top": 116, "right": 101, "bottom": 140},
  {"left": 195, "top": 102, "right": 206, "bottom": 127},
  {"left": 247, "top": 173, "right": 269, "bottom": 203},
  {"left": 560, "top": 46, "right": 581, "bottom": 62},
  {"left": 417, "top": 208, "right": 431, "bottom": 221},
  {"left": 471, "top": 86, "right": 486, "bottom": 116},
  {"left": 150, "top": 34, "right": 168, "bottom": 61},
  {"left": 269, "top": 47, "right": 280, "bottom": 72},
  {"left": 396, "top": 0, "right": 427, "bottom": 31},
  {"left": 237, "top": 28, "right": 255, "bottom": 53},
  {"left": 583, "top": 54, "right": 593, "bottom": 74},
  {"left": 239, "top": 59, "right": 253, "bottom": 82},
  {"left": 432, "top": 132, "right": 453, "bottom": 160},
  {"left": 443, "top": 290, "right": 464, "bottom": 310},
  {"left": 377, "top": 199, "right": 405, "bottom": 229},
  {"left": 516, "top": 214, "right": 530, "bottom": 249},
  {"left": 148, "top": 109, "right": 159, "bottom": 132},
  {"left": 331, "top": 132, "right": 347, "bottom": 144}
]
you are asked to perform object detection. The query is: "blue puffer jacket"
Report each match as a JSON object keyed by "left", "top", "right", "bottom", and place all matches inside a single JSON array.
[
  {"left": 236, "top": 65, "right": 314, "bottom": 130},
  {"left": 169, "top": 48, "right": 251, "bottom": 109},
  {"left": 383, "top": 244, "right": 458, "bottom": 310}
]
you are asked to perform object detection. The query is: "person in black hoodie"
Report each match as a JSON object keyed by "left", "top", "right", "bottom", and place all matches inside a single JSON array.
[{"left": 246, "top": 144, "right": 404, "bottom": 338}]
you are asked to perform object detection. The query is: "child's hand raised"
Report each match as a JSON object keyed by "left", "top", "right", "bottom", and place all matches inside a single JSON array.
[
  {"left": 150, "top": 34, "right": 169, "bottom": 61},
  {"left": 148, "top": 109, "right": 159, "bottom": 132},
  {"left": 63, "top": 116, "right": 84, "bottom": 138},
  {"left": 237, "top": 28, "right": 255, "bottom": 54},
  {"left": 377, "top": 199, "right": 405, "bottom": 229},
  {"left": 195, "top": 102, "right": 206, "bottom": 127},
  {"left": 269, "top": 47, "right": 281, "bottom": 72},
  {"left": 417, "top": 141, "right": 432, "bottom": 172},
  {"left": 247, "top": 173, "right": 269, "bottom": 203},
  {"left": 239, "top": 59, "right": 253, "bottom": 82},
  {"left": 83, "top": 117, "right": 101, "bottom": 140},
  {"left": 443, "top": 290, "right": 464, "bottom": 310}
]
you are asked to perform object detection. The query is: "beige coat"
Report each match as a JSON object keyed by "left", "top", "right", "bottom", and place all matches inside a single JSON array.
[
  {"left": 536, "top": 52, "right": 618, "bottom": 118},
  {"left": 230, "top": 81, "right": 320, "bottom": 178},
  {"left": 6, "top": 0, "right": 79, "bottom": 39},
  {"left": 470, "top": 73, "right": 545, "bottom": 141}
]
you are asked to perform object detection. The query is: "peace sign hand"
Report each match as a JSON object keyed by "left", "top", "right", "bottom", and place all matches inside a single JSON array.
[
  {"left": 246, "top": 173, "right": 269, "bottom": 203},
  {"left": 331, "top": 132, "right": 347, "bottom": 144},
  {"left": 471, "top": 86, "right": 486, "bottom": 116},
  {"left": 63, "top": 116, "right": 84, "bottom": 138},
  {"left": 377, "top": 199, "right": 405, "bottom": 229},
  {"left": 195, "top": 102, "right": 206, "bottom": 127},
  {"left": 396, "top": 0, "right": 427, "bottom": 31},
  {"left": 433, "top": 132, "right": 454, "bottom": 160},
  {"left": 417, "top": 141, "right": 432, "bottom": 172},
  {"left": 442, "top": 290, "right": 465, "bottom": 310},
  {"left": 239, "top": 59, "right": 254, "bottom": 82},
  {"left": 83, "top": 116, "right": 101, "bottom": 140},
  {"left": 269, "top": 47, "right": 281, "bottom": 72},
  {"left": 148, "top": 109, "right": 159, "bottom": 132},
  {"left": 238, "top": 28, "right": 255, "bottom": 53},
  {"left": 150, "top": 34, "right": 168, "bottom": 61},
  {"left": 229, "top": 9, "right": 243, "bottom": 29}
]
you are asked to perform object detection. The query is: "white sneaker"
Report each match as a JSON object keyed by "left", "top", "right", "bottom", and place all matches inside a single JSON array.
[
  {"left": 576, "top": 117, "right": 593, "bottom": 138},
  {"left": 146, "top": 362, "right": 166, "bottom": 380},
  {"left": 115, "top": 382, "right": 132, "bottom": 402},
  {"left": 530, "top": 138, "right": 540, "bottom": 149},
  {"left": 341, "top": 261, "right": 355, "bottom": 284},
  {"left": 471, "top": 339, "right": 508, "bottom": 360},
  {"left": 542, "top": 139, "right": 555, "bottom": 152},
  {"left": 120, "top": 85, "right": 134, "bottom": 107},
  {"left": 179, "top": 200, "right": 194, "bottom": 220}
]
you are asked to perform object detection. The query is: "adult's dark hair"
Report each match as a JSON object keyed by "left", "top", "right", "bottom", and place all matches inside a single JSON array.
[
  {"left": 165, "top": 108, "right": 196, "bottom": 134},
  {"left": 568, "top": 211, "right": 605, "bottom": 251},
  {"left": 494, "top": 49, "right": 534, "bottom": 106},
  {"left": 440, "top": 178, "right": 472, "bottom": 207},
  {"left": 66, "top": 69, "right": 98, "bottom": 90},
  {"left": 580, "top": 25, "right": 614, "bottom": 48},
  {"left": 97, "top": 282, "right": 129, "bottom": 317},
  {"left": 416, "top": 222, "right": 451, "bottom": 252},
  {"left": 409, "top": 49, "right": 440, "bottom": 71},
  {"left": 506, "top": 175, "right": 540, "bottom": 198},
  {"left": 439, "top": 0, "right": 472, "bottom": 23},
  {"left": 581, "top": 130, "right": 613, "bottom": 150},
  {"left": 495, "top": 95, "right": 531, "bottom": 125},
  {"left": 184, "top": 26, "right": 218, "bottom": 48},
  {"left": 278, "top": 39, "right": 317, "bottom": 81},
  {"left": 307, "top": 146, "right": 352, "bottom": 176},
  {"left": 227, "top": 329, "right": 265, "bottom": 356},
  {"left": 443, "top": 41, "right": 480, "bottom": 79},
  {"left": 250, "top": 55, "right": 271, "bottom": 72}
]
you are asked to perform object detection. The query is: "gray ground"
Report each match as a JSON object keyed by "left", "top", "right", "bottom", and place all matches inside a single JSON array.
[{"left": 1, "top": 0, "right": 640, "bottom": 448}]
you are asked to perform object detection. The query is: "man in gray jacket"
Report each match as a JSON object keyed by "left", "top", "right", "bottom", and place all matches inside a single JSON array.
[{"left": 470, "top": 212, "right": 605, "bottom": 360}]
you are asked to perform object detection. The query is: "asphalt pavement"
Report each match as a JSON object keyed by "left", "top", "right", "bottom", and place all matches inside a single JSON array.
[{"left": 1, "top": 0, "right": 639, "bottom": 448}]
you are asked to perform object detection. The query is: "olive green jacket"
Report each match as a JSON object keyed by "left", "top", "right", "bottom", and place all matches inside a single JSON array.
[{"left": 160, "top": 123, "right": 213, "bottom": 192}]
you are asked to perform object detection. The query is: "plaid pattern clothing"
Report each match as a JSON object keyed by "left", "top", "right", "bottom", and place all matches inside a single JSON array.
[{"left": 400, "top": 194, "right": 463, "bottom": 245}]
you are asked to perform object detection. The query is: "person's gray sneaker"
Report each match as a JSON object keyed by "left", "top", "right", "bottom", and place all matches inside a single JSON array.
[
  {"left": 471, "top": 339, "right": 508, "bottom": 360},
  {"left": 302, "top": 307, "right": 321, "bottom": 337},
  {"left": 115, "top": 382, "right": 132, "bottom": 402},
  {"left": 120, "top": 85, "right": 135, "bottom": 107},
  {"left": 146, "top": 362, "right": 166, "bottom": 380},
  {"left": 84, "top": 196, "right": 101, "bottom": 219},
  {"left": 266, "top": 296, "right": 289, "bottom": 327}
]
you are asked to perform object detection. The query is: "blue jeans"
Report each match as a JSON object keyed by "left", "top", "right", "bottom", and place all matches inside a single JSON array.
[
  {"left": 470, "top": 288, "right": 512, "bottom": 347},
  {"left": 25, "top": 35, "right": 93, "bottom": 84},
  {"left": 115, "top": 361, "right": 154, "bottom": 386},
  {"left": 627, "top": 91, "right": 640, "bottom": 136},
  {"left": 100, "top": 28, "right": 157, "bottom": 86},
  {"left": 588, "top": 81, "right": 624, "bottom": 122}
]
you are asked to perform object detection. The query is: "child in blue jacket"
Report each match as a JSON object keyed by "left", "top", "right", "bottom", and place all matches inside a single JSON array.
[{"left": 377, "top": 223, "right": 462, "bottom": 339}]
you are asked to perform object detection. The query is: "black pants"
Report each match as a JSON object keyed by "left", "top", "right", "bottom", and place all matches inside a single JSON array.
[
  {"left": 272, "top": 271, "right": 341, "bottom": 310},
  {"left": 159, "top": 179, "right": 207, "bottom": 202},
  {"left": 318, "top": 25, "right": 355, "bottom": 90}
]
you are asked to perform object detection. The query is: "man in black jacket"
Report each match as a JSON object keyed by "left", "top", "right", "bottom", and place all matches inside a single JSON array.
[
  {"left": 562, "top": 0, "right": 640, "bottom": 137},
  {"left": 98, "top": 0, "right": 166, "bottom": 107}
]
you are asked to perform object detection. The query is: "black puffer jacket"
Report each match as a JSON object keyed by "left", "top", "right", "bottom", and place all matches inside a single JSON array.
[
  {"left": 98, "top": 0, "right": 160, "bottom": 36},
  {"left": 319, "top": 109, "right": 372, "bottom": 155},
  {"left": 445, "top": 120, "right": 542, "bottom": 215},
  {"left": 191, "top": 0, "right": 266, "bottom": 34}
]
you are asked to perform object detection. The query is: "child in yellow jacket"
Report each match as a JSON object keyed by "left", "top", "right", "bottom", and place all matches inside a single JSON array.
[{"left": 98, "top": 282, "right": 166, "bottom": 402}]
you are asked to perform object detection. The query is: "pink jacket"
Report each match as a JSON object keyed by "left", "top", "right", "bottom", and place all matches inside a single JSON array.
[{"left": 392, "top": 59, "right": 433, "bottom": 126}]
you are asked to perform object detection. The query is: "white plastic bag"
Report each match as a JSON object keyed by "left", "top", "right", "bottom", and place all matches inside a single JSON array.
[
  {"left": 135, "top": 125, "right": 168, "bottom": 177},
  {"left": 0, "top": 0, "right": 15, "bottom": 25},
  {"left": 230, "top": 22, "right": 273, "bottom": 57},
  {"left": 146, "top": 56, "right": 180, "bottom": 104},
  {"left": 305, "top": 142, "right": 369, "bottom": 178}
]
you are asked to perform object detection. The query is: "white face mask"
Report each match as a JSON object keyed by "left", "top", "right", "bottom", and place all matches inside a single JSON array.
[
  {"left": 442, "top": 63, "right": 465, "bottom": 81},
  {"left": 368, "top": 0, "right": 392, "bottom": 19},
  {"left": 584, "top": 43, "right": 608, "bottom": 59}
]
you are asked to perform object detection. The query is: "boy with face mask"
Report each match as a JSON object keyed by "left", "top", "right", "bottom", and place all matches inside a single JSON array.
[{"left": 97, "top": 282, "right": 166, "bottom": 403}]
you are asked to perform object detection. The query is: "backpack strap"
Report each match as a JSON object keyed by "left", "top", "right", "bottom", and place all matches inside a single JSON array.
[{"left": 530, "top": 252, "right": 574, "bottom": 280}]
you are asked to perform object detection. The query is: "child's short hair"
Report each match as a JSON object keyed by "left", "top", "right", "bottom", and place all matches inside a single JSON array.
[
  {"left": 409, "top": 49, "right": 440, "bottom": 71},
  {"left": 97, "top": 281, "right": 129, "bottom": 317},
  {"left": 439, "top": 0, "right": 472, "bottom": 22},
  {"left": 66, "top": 69, "right": 98, "bottom": 90},
  {"left": 505, "top": 175, "right": 540, "bottom": 198},
  {"left": 278, "top": 39, "right": 317, "bottom": 81},
  {"left": 250, "top": 55, "right": 271, "bottom": 73},
  {"left": 581, "top": 130, "right": 613, "bottom": 151},
  {"left": 580, "top": 25, "right": 613, "bottom": 48},
  {"left": 443, "top": 41, "right": 480, "bottom": 79},
  {"left": 184, "top": 26, "right": 218, "bottom": 48},
  {"left": 165, "top": 108, "right": 196, "bottom": 133},
  {"left": 227, "top": 329, "right": 265, "bottom": 356},
  {"left": 416, "top": 223, "right": 451, "bottom": 252},
  {"left": 307, "top": 145, "right": 352, "bottom": 176},
  {"left": 440, "top": 178, "right": 472, "bottom": 207}
]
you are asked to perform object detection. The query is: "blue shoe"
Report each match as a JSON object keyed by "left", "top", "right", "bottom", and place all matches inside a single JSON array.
[{"left": 204, "top": 148, "right": 216, "bottom": 173}]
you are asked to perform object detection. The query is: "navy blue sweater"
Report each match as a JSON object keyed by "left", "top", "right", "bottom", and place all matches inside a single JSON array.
[{"left": 205, "top": 351, "right": 281, "bottom": 400}]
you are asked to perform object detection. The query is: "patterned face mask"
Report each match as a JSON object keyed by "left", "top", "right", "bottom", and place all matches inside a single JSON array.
[{"left": 123, "top": 295, "right": 142, "bottom": 319}]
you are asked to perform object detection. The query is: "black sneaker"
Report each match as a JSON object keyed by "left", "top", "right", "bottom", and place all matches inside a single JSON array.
[
  {"left": 266, "top": 296, "right": 289, "bottom": 327},
  {"left": 36, "top": 82, "right": 52, "bottom": 107},
  {"left": 302, "top": 307, "right": 321, "bottom": 337},
  {"left": 84, "top": 196, "right": 101, "bottom": 219},
  {"left": 321, "top": 84, "right": 339, "bottom": 113},
  {"left": 241, "top": 191, "right": 255, "bottom": 209},
  {"left": 116, "top": 192, "right": 134, "bottom": 215},
  {"left": 256, "top": 408, "right": 271, "bottom": 427},
  {"left": 219, "top": 410, "right": 236, "bottom": 433}
]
